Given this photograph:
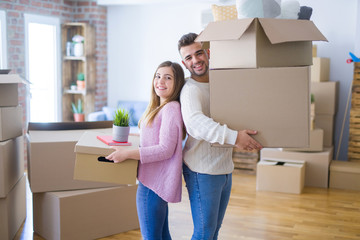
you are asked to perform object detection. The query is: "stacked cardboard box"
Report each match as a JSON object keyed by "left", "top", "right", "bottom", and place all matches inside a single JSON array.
[
  {"left": 0, "top": 74, "right": 26, "bottom": 239},
  {"left": 329, "top": 62, "right": 360, "bottom": 191},
  {"left": 27, "top": 122, "right": 139, "bottom": 240},
  {"left": 196, "top": 18, "right": 327, "bottom": 189}
]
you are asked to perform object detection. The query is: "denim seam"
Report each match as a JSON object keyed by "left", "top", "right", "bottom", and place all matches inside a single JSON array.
[{"left": 195, "top": 172, "right": 205, "bottom": 239}]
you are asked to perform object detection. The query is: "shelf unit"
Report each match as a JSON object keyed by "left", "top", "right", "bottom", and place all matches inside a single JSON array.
[{"left": 61, "top": 22, "right": 95, "bottom": 121}]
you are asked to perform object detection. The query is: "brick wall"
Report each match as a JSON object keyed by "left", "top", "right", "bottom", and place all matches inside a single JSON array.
[
  {"left": 1, "top": 0, "right": 107, "bottom": 121},
  {"left": 1, "top": 0, "right": 108, "bottom": 166}
]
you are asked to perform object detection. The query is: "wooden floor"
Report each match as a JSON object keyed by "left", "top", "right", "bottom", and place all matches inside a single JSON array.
[{"left": 15, "top": 173, "right": 360, "bottom": 240}]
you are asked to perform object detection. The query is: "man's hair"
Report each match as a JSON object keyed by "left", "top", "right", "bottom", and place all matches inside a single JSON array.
[{"left": 178, "top": 32, "right": 198, "bottom": 51}]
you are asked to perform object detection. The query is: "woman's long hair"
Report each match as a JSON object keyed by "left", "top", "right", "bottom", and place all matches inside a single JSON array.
[{"left": 139, "top": 61, "right": 185, "bottom": 128}]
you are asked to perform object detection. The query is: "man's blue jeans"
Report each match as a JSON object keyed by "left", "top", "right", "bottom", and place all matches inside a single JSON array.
[
  {"left": 183, "top": 163, "right": 232, "bottom": 240},
  {"left": 136, "top": 181, "right": 171, "bottom": 240}
]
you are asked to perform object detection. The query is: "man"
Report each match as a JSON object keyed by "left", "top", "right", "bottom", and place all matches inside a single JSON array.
[{"left": 178, "top": 32, "right": 263, "bottom": 239}]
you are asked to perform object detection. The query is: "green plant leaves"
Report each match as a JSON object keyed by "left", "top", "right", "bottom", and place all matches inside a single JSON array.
[{"left": 113, "top": 108, "right": 130, "bottom": 127}]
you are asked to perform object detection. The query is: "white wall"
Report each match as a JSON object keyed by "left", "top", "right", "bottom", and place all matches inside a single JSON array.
[
  {"left": 107, "top": 3, "right": 210, "bottom": 106},
  {"left": 107, "top": 0, "right": 359, "bottom": 160}
]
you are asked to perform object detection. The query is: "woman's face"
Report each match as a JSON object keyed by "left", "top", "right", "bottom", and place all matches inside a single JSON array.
[{"left": 153, "top": 66, "right": 175, "bottom": 104}]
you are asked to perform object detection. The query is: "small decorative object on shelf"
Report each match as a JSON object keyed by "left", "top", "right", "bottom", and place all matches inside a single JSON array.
[
  {"left": 112, "top": 108, "right": 130, "bottom": 142},
  {"left": 70, "top": 81, "right": 77, "bottom": 91},
  {"left": 77, "top": 72, "right": 85, "bottom": 90},
  {"left": 71, "top": 98, "right": 85, "bottom": 122},
  {"left": 72, "top": 34, "right": 84, "bottom": 57}
]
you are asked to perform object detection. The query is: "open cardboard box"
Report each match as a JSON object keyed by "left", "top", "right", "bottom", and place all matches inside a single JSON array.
[
  {"left": 74, "top": 131, "right": 139, "bottom": 185},
  {"left": 196, "top": 18, "right": 327, "bottom": 69}
]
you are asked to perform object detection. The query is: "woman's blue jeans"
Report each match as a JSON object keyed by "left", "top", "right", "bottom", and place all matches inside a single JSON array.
[
  {"left": 183, "top": 163, "right": 232, "bottom": 240},
  {"left": 136, "top": 181, "right": 171, "bottom": 240}
]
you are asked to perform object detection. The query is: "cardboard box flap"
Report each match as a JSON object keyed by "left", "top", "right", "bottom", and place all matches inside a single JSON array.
[
  {"left": 0, "top": 74, "right": 29, "bottom": 84},
  {"left": 196, "top": 18, "right": 327, "bottom": 44},
  {"left": 258, "top": 18, "right": 328, "bottom": 44},
  {"left": 75, "top": 131, "right": 140, "bottom": 156},
  {"left": 195, "top": 18, "right": 254, "bottom": 42}
]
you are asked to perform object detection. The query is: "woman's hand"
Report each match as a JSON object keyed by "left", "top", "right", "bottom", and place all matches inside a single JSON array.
[{"left": 105, "top": 148, "right": 129, "bottom": 163}]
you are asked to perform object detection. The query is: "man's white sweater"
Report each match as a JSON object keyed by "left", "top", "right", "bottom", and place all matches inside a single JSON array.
[{"left": 180, "top": 78, "right": 238, "bottom": 175}]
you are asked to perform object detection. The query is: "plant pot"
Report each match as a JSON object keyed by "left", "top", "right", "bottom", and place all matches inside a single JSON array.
[
  {"left": 74, "top": 113, "right": 85, "bottom": 122},
  {"left": 77, "top": 80, "right": 85, "bottom": 90},
  {"left": 73, "top": 42, "right": 84, "bottom": 57},
  {"left": 112, "top": 125, "right": 130, "bottom": 142}
]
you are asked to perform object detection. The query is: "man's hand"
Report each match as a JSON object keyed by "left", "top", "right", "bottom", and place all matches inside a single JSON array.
[{"left": 235, "top": 130, "right": 263, "bottom": 151}]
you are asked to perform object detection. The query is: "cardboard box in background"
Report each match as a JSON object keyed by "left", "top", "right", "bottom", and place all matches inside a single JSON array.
[
  {"left": 312, "top": 45, "right": 317, "bottom": 57},
  {"left": 315, "top": 114, "right": 334, "bottom": 147},
  {"left": 283, "top": 128, "right": 323, "bottom": 152},
  {"left": 0, "top": 106, "right": 22, "bottom": 141},
  {"left": 329, "top": 160, "right": 360, "bottom": 191},
  {"left": 27, "top": 121, "right": 120, "bottom": 193},
  {"left": 0, "top": 136, "right": 24, "bottom": 198},
  {"left": 74, "top": 131, "right": 139, "bottom": 185},
  {"left": 0, "top": 74, "right": 26, "bottom": 107},
  {"left": 260, "top": 147, "right": 333, "bottom": 188},
  {"left": 0, "top": 175, "right": 26, "bottom": 240},
  {"left": 210, "top": 67, "right": 310, "bottom": 148},
  {"left": 33, "top": 184, "right": 139, "bottom": 240},
  {"left": 311, "top": 81, "right": 338, "bottom": 115},
  {"left": 311, "top": 57, "right": 330, "bottom": 82},
  {"left": 196, "top": 18, "right": 327, "bottom": 69},
  {"left": 256, "top": 159, "right": 305, "bottom": 194}
]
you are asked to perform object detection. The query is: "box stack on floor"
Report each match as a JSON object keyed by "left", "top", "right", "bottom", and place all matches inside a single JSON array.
[
  {"left": 27, "top": 122, "right": 139, "bottom": 240},
  {"left": 0, "top": 74, "right": 26, "bottom": 240},
  {"left": 196, "top": 18, "right": 327, "bottom": 193},
  {"left": 329, "top": 62, "right": 360, "bottom": 191},
  {"left": 260, "top": 45, "right": 338, "bottom": 193}
]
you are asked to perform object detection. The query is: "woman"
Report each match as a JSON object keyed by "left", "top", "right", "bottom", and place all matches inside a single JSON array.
[{"left": 106, "top": 61, "right": 185, "bottom": 240}]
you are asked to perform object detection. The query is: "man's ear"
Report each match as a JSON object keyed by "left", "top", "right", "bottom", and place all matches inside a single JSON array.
[{"left": 206, "top": 49, "right": 210, "bottom": 59}]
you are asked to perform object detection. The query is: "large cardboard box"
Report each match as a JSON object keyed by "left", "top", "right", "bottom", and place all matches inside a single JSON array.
[
  {"left": 33, "top": 184, "right": 139, "bottom": 240},
  {"left": 260, "top": 147, "right": 333, "bottom": 188},
  {"left": 196, "top": 18, "right": 327, "bottom": 69},
  {"left": 329, "top": 160, "right": 360, "bottom": 191},
  {"left": 27, "top": 121, "right": 120, "bottom": 193},
  {"left": 311, "top": 81, "right": 338, "bottom": 115},
  {"left": 0, "top": 136, "right": 24, "bottom": 198},
  {"left": 311, "top": 57, "right": 330, "bottom": 82},
  {"left": 0, "top": 74, "right": 26, "bottom": 107},
  {"left": 210, "top": 67, "right": 310, "bottom": 148},
  {"left": 256, "top": 159, "right": 305, "bottom": 194},
  {"left": 74, "top": 131, "right": 139, "bottom": 185},
  {"left": 283, "top": 128, "right": 323, "bottom": 152},
  {"left": 0, "top": 106, "right": 23, "bottom": 141},
  {"left": 315, "top": 114, "right": 334, "bottom": 147},
  {"left": 0, "top": 175, "right": 26, "bottom": 240}
]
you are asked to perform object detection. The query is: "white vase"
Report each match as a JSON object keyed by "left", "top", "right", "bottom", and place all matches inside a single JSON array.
[
  {"left": 112, "top": 125, "right": 130, "bottom": 142},
  {"left": 73, "top": 42, "right": 84, "bottom": 57}
]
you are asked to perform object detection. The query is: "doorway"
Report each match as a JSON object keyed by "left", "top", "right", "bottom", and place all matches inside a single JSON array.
[{"left": 24, "top": 14, "right": 61, "bottom": 122}]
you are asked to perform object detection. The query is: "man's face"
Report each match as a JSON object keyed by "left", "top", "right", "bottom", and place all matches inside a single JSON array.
[{"left": 179, "top": 42, "right": 209, "bottom": 78}]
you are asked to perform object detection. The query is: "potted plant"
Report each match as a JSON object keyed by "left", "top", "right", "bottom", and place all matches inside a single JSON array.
[
  {"left": 112, "top": 108, "right": 130, "bottom": 142},
  {"left": 77, "top": 72, "right": 85, "bottom": 90},
  {"left": 71, "top": 98, "right": 85, "bottom": 122}
]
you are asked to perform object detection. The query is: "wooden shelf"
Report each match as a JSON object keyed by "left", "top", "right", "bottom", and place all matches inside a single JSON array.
[{"left": 61, "top": 22, "right": 95, "bottom": 122}]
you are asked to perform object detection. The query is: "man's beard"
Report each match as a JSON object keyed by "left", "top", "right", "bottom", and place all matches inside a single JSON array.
[{"left": 190, "top": 63, "right": 208, "bottom": 77}]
